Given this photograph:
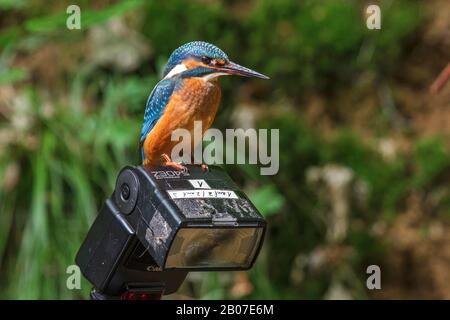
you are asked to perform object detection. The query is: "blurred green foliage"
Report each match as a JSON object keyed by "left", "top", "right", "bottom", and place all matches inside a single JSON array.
[
  {"left": 144, "top": 0, "right": 421, "bottom": 94},
  {"left": 413, "top": 137, "right": 449, "bottom": 188},
  {"left": 0, "top": 0, "right": 448, "bottom": 300}
]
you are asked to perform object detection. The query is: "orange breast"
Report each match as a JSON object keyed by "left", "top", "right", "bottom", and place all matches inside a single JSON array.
[{"left": 143, "top": 78, "right": 221, "bottom": 165}]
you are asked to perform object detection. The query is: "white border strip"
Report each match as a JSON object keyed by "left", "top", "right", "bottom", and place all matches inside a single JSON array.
[{"left": 168, "top": 189, "right": 238, "bottom": 199}]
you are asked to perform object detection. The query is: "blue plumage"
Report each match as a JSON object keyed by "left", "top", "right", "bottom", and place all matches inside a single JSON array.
[
  {"left": 163, "top": 41, "right": 229, "bottom": 77},
  {"left": 139, "top": 78, "right": 177, "bottom": 160}
]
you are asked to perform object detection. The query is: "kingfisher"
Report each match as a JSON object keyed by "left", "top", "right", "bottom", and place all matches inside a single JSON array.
[{"left": 139, "top": 41, "right": 269, "bottom": 170}]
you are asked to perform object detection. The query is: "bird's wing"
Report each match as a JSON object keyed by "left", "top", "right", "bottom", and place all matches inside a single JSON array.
[{"left": 139, "top": 78, "right": 177, "bottom": 160}]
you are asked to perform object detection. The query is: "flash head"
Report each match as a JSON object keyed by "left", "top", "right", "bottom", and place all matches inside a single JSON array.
[{"left": 76, "top": 165, "right": 266, "bottom": 297}]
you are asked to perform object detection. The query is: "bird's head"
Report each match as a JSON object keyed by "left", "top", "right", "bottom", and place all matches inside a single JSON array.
[{"left": 162, "top": 41, "right": 269, "bottom": 81}]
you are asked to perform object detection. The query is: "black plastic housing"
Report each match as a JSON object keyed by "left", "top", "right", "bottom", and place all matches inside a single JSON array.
[{"left": 75, "top": 165, "right": 266, "bottom": 296}]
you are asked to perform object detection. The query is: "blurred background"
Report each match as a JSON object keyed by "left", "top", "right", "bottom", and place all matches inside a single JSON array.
[{"left": 0, "top": 0, "right": 449, "bottom": 299}]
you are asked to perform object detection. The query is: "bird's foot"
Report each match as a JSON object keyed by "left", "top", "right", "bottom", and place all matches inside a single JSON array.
[
  {"left": 162, "top": 154, "right": 188, "bottom": 173},
  {"left": 192, "top": 163, "right": 209, "bottom": 172},
  {"left": 142, "top": 158, "right": 151, "bottom": 167}
]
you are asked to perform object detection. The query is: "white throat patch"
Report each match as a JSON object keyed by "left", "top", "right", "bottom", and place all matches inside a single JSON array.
[
  {"left": 164, "top": 63, "right": 229, "bottom": 82},
  {"left": 164, "top": 63, "right": 188, "bottom": 79}
]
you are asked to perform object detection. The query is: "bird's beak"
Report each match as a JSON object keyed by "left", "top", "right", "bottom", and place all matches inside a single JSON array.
[{"left": 219, "top": 61, "right": 269, "bottom": 79}]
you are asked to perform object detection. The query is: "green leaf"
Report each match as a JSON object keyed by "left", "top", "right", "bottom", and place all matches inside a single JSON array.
[
  {"left": 0, "top": 67, "right": 28, "bottom": 84},
  {"left": 0, "top": 0, "right": 26, "bottom": 9},
  {"left": 248, "top": 184, "right": 284, "bottom": 217},
  {"left": 25, "top": 0, "right": 144, "bottom": 33}
]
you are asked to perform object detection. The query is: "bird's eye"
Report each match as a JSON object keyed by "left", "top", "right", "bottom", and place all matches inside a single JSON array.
[{"left": 201, "top": 56, "right": 212, "bottom": 64}]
